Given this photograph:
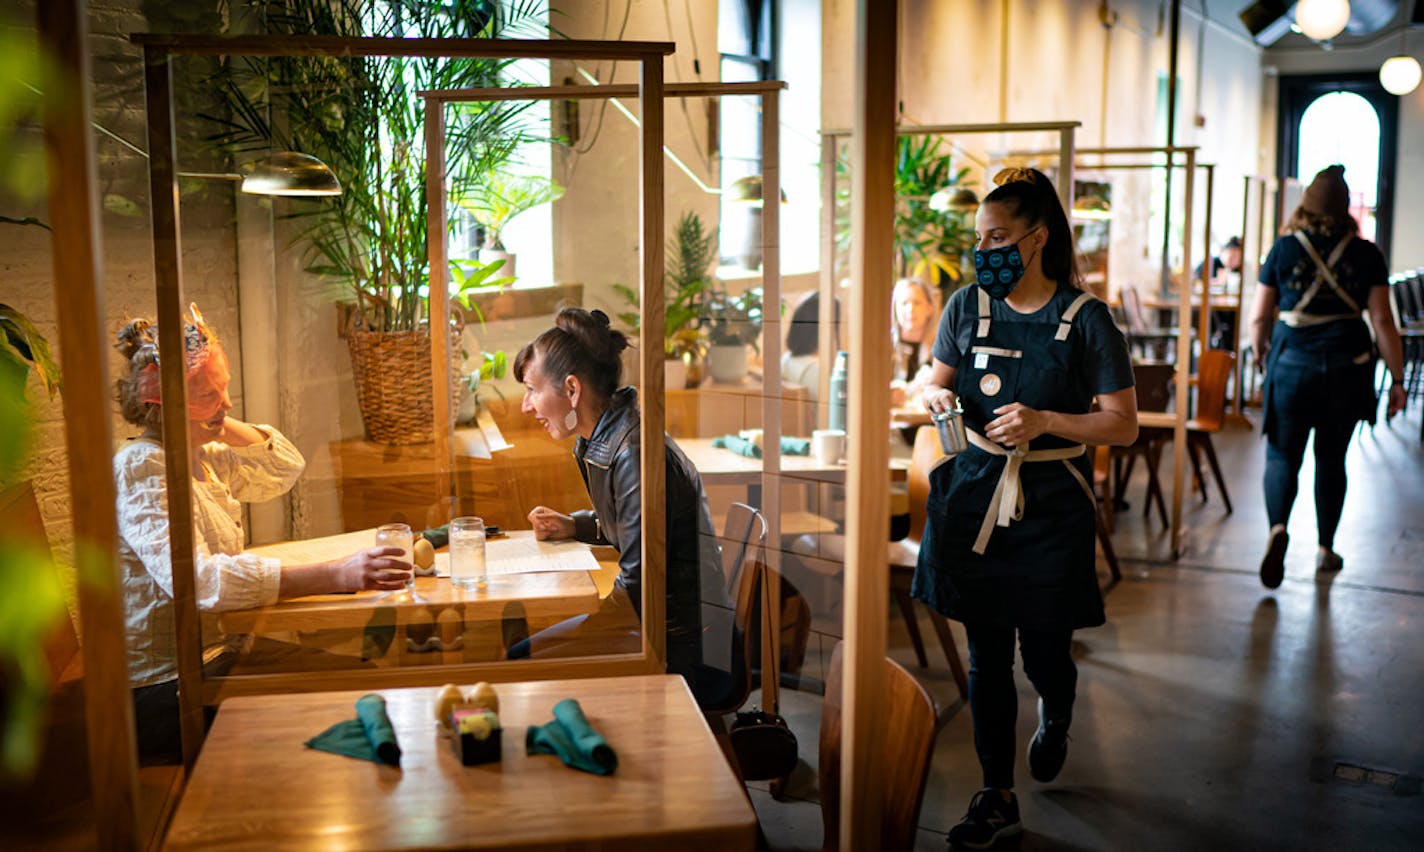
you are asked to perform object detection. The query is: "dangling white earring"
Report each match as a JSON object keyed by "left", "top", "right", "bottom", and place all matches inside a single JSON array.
[{"left": 564, "top": 408, "right": 578, "bottom": 430}]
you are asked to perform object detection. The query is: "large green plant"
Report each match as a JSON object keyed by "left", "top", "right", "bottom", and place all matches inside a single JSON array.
[
  {"left": 203, "top": 0, "right": 552, "bottom": 333},
  {"left": 614, "top": 211, "right": 716, "bottom": 360},
  {"left": 459, "top": 171, "right": 564, "bottom": 251},
  {"left": 835, "top": 135, "right": 977, "bottom": 291}
]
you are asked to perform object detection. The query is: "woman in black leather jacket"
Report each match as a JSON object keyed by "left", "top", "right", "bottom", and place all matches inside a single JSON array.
[{"left": 512, "top": 308, "right": 724, "bottom": 689}]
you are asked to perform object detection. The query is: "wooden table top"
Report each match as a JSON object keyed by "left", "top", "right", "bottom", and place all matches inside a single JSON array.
[
  {"left": 220, "top": 530, "right": 621, "bottom": 634},
  {"left": 162, "top": 675, "right": 758, "bottom": 851},
  {"left": 677, "top": 437, "right": 910, "bottom": 486}
]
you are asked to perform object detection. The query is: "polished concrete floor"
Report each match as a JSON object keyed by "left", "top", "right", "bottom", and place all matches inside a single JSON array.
[{"left": 745, "top": 405, "right": 1424, "bottom": 851}]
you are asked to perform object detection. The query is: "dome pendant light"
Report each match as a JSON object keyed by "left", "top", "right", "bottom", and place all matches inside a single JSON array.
[
  {"left": 1295, "top": 0, "right": 1350, "bottom": 42},
  {"left": 1379, "top": 28, "right": 1421, "bottom": 97}
]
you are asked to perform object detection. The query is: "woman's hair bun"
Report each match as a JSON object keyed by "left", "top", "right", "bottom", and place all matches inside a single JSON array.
[{"left": 115, "top": 318, "right": 156, "bottom": 362}]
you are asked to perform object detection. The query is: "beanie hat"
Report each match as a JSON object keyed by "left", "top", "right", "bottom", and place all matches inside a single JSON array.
[{"left": 1300, "top": 165, "right": 1349, "bottom": 219}]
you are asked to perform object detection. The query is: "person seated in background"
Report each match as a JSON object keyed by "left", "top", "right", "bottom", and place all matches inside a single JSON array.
[
  {"left": 780, "top": 290, "right": 838, "bottom": 400},
  {"left": 113, "top": 307, "right": 409, "bottom": 765},
  {"left": 891, "top": 277, "right": 941, "bottom": 406},
  {"left": 513, "top": 308, "right": 729, "bottom": 703},
  {"left": 1194, "top": 236, "right": 1245, "bottom": 349}
]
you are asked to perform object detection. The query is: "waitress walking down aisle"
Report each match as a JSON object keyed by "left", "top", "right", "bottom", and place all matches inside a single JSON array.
[{"left": 912, "top": 168, "right": 1138, "bottom": 850}]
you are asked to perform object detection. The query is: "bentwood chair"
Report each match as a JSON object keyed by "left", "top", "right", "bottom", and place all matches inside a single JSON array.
[
  {"left": 1143, "top": 350, "right": 1235, "bottom": 513},
  {"left": 818, "top": 642, "right": 938, "bottom": 852}
]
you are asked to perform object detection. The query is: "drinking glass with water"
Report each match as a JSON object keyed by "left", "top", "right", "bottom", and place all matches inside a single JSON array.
[
  {"left": 449, "top": 516, "right": 487, "bottom": 590},
  {"left": 374, "top": 523, "right": 415, "bottom": 590}
]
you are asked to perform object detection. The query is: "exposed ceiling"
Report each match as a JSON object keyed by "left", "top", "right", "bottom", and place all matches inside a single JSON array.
[{"left": 1237, "top": 0, "right": 1408, "bottom": 47}]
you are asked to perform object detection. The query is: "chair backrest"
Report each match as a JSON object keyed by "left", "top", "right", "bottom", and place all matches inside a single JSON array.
[
  {"left": 819, "top": 642, "right": 939, "bottom": 852},
  {"left": 706, "top": 502, "right": 766, "bottom": 715},
  {"left": 1120, "top": 285, "right": 1149, "bottom": 334},
  {"left": 1193, "top": 349, "right": 1235, "bottom": 430},
  {"left": 1132, "top": 362, "right": 1176, "bottom": 413},
  {"left": 906, "top": 425, "right": 944, "bottom": 546}
]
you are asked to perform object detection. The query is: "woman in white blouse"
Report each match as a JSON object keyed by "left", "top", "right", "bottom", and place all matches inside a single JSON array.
[{"left": 113, "top": 309, "right": 409, "bottom": 764}]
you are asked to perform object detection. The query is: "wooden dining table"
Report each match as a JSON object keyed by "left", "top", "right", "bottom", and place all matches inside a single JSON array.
[
  {"left": 676, "top": 436, "right": 910, "bottom": 488},
  {"left": 221, "top": 530, "right": 622, "bottom": 637},
  {"left": 162, "top": 674, "right": 758, "bottom": 851}
]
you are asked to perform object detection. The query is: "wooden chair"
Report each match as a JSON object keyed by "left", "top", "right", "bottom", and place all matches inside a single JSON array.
[
  {"left": 1145, "top": 350, "right": 1235, "bottom": 513},
  {"left": 1120, "top": 286, "right": 1181, "bottom": 361},
  {"left": 1112, "top": 362, "right": 1175, "bottom": 527},
  {"left": 697, "top": 502, "right": 767, "bottom": 717},
  {"left": 818, "top": 642, "right": 939, "bottom": 852}
]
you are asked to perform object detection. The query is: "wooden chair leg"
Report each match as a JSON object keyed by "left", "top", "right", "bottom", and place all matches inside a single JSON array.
[
  {"left": 927, "top": 610, "right": 969, "bottom": 700},
  {"left": 1187, "top": 440, "right": 1208, "bottom": 503},
  {"left": 893, "top": 588, "right": 930, "bottom": 668},
  {"left": 1198, "top": 434, "right": 1233, "bottom": 514},
  {"left": 1096, "top": 504, "right": 1122, "bottom": 583},
  {"left": 1145, "top": 442, "right": 1169, "bottom": 528}
]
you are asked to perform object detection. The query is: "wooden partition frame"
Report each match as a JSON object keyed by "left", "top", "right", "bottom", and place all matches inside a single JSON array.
[
  {"left": 126, "top": 34, "right": 674, "bottom": 763},
  {"left": 1234, "top": 175, "right": 1275, "bottom": 420},
  {"left": 817, "top": 121, "right": 1081, "bottom": 412},
  {"left": 420, "top": 78, "right": 790, "bottom": 703}
]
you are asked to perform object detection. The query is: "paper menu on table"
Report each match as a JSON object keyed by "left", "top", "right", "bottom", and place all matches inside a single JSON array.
[{"left": 484, "top": 537, "right": 600, "bottom": 576}]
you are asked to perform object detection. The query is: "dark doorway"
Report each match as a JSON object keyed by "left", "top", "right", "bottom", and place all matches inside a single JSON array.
[{"left": 1277, "top": 72, "right": 1399, "bottom": 264}]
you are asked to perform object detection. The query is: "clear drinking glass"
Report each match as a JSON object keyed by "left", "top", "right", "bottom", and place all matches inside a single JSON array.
[
  {"left": 449, "top": 516, "right": 487, "bottom": 590},
  {"left": 375, "top": 522, "right": 415, "bottom": 590}
]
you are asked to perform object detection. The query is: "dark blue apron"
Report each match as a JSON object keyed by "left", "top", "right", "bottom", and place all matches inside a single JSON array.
[{"left": 912, "top": 285, "right": 1105, "bottom": 631}]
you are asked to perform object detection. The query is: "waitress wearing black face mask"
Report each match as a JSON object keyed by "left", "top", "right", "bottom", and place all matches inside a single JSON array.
[{"left": 911, "top": 168, "right": 1138, "bottom": 849}]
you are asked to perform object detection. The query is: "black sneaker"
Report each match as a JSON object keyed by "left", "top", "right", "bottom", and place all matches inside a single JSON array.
[
  {"left": 1316, "top": 549, "right": 1343, "bottom": 573},
  {"left": 947, "top": 788, "right": 1021, "bottom": 850},
  {"left": 1260, "top": 525, "right": 1289, "bottom": 589},
  {"left": 1027, "top": 699, "right": 1070, "bottom": 782}
]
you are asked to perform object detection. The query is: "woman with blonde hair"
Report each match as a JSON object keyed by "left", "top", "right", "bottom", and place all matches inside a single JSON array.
[{"left": 891, "top": 277, "right": 940, "bottom": 404}]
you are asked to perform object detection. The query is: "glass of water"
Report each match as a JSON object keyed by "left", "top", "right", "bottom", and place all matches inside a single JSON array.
[
  {"left": 374, "top": 523, "right": 415, "bottom": 591},
  {"left": 449, "top": 516, "right": 487, "bottom": 591}
]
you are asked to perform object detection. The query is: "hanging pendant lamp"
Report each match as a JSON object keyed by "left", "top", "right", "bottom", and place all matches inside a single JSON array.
[
  {"left": 1379, "top": 27, "right": 1420, "bottom": 97},
  {"left": 1294, "top": 0, "right": 1350, "bottom": 43},
  {"left": 241, "top": 152, "right": 343, "bottom": 196}
]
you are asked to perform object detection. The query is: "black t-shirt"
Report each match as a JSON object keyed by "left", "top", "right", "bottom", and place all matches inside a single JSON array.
[
  {"left": 933, "top": 284, "right": 1135, "bottom": 400},
  {"left": 1259, "top": 231, "right": 1386, "bottom": 355}
]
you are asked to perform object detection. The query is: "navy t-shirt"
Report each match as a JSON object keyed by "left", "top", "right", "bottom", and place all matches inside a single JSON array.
[
  {"left": 1258, "top": 231, "right": 1386, "bottom": 355},
  {"left": 933, "top": 284, "right": 1135, "bottom": 401}
]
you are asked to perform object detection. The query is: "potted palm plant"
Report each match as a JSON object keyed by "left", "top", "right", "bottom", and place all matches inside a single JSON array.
[
  {"left": 458, "top": 172, "right": 565, "bottom": 281},
  {"left": 614, "top": 211, "right": 716, "bottom": 389},
  {"left": 204, "top": 0, "right": 548, "bottom": 444}
]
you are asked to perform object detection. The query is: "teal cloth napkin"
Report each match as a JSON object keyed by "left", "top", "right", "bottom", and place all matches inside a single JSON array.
[
  {"left": 711, "top": 435, "right": 812, "bottom": 458},
  {"left": 306, "top": 694, "right": 402, "bottom": 767},
  {"left": 525, "top": 698, "right": 618, "bottom": 775},
  {"left": 421, "top": 524, "right": 450, "bottom": 548}
]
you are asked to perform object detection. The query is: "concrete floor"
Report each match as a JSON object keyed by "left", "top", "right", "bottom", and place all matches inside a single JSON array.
[{"left": 744, "top": 405, "right": 1424, "bottom": 851}]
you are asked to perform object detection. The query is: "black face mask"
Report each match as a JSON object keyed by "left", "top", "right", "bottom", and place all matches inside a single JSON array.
[{"left": 973, "top": 228, "right": 1041, "bottom": 300}]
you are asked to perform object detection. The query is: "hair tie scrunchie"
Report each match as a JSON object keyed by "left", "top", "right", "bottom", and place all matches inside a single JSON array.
[{"left": 992, "top": 167, "right": 1038, "bottom": 187}]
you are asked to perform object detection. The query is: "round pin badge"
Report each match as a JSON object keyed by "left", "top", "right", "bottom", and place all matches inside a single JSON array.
[{"left": 979, "top": 373, "right": 1002, "bottom": 396}]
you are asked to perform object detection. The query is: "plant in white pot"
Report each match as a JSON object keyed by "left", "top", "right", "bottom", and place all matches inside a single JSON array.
[
  {"left": 702, "top": 287, "right": 763, "bottom": 383},
  {"left": 459, "top": 171, "right": 565, "bottom": 281}
]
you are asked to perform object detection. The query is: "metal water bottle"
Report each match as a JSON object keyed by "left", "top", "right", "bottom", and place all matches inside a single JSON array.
[{"left": 828, "top": 351, "right": 849, "bottom": 433}]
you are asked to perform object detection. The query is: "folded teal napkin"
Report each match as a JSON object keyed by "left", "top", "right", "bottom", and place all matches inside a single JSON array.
[
  {"left": 525, "top": 698, "right": 617, "bottom": 775},
  {"left": 421, "top": 524, "right": 450, "bottom": 548},
  {"left": 306, "top": 694, "right": 402, "bottom": 767},
  {"left": 711, "top": 435, "right": 812, "bottom": 458}
]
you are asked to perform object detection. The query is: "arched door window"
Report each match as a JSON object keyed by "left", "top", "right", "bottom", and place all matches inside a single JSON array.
[{"left": 1296, "top": 91, "right": 1381, "bottom": 241}]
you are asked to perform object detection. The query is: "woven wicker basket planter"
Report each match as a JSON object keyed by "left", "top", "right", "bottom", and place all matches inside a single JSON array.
[{"left": 347, "top": 329, "right": 461, "bottom": 445}]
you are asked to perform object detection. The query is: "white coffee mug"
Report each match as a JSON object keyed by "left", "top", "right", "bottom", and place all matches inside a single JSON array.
[{"left": 811, "top": 428, "right": 847, "bottom": 465}]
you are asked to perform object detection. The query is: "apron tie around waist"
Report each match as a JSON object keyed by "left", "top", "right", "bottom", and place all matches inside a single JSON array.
[{"left": 965, "top": 428, "right": 1092, "bottom": 554}]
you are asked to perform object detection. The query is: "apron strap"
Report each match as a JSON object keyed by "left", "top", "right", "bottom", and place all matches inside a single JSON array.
[
  {"left": 976, "top": 286, "right": 992, "bottom": 338},
  {"left": 966, "top": 428, "right": 1086, "bottom": 554},
  {"left": 1055, "top": 292, "right": 1097, "bottom": 341},
  {"left": 1289, "top": 231, "right": 1360, "bottom": 317}
]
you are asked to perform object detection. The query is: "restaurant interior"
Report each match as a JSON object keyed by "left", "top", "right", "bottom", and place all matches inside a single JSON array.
[{"left": 2, "top": 0, "right": 1422, "bottom": 849}]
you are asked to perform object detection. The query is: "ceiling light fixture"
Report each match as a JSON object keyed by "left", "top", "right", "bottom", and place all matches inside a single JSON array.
[
  {"left": 1294, "top": 0, "right": 1351, "bottom": 42},
  {"left": 1379, "top": 26, "right": 1421, "bottom": 97}
]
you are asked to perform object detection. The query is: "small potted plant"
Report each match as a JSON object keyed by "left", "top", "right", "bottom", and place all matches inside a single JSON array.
[
  {"left": 614, "top": 211, "right": 717, "bottom": 389},
  {"left": 459, "top": 172, "right": 565, "bottom": 281},
  {"left": 702, "top": 287, "right": 763, "bottom": 383}
]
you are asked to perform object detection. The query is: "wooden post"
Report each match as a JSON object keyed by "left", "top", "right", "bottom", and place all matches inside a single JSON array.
[
  {"left": 843, "top": 0, "right": 895, "bottom": 846},
  {"left": 818, "top": 132, "right": 837, "bottom": 421},
  {"left": 760, "top": 90, "right": 784, "bottom": 692},
  {"left": 425, "top": 98, "right": 455, "bottom": 519},
  {"left": 143, "top": 44, "right": 206, "bottom": 769},
  {"left": 37, "top": 1, "right": 141, "bottom": 847},
  {"left": 1169, "top": 148, "right": 1196, "bottom": 559},
  {"left": 638, "top": 55, "right": 667, "bottom": 671},
  {"left": 1197, "top": 164, "right": 1214, "bottom": 349},
  {"left": 1057, "top": 125, "right": 1075, "bottom": 211}
]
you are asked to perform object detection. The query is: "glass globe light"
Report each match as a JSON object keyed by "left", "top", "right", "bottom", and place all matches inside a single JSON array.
[
  {"left": 1294, "top": 0, "right": 1350, "bottom": 42},
  {"left": 1379, "top": 55, "right": 1422, "bottom": 96}
]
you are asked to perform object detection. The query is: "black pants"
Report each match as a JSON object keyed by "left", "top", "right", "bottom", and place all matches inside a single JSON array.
[
  {"left": 964, "top": 622, "right": 1077, "bottom": 789},
  {"left": 1264, "top": 351, "right": 1362, "bottom": 549}
]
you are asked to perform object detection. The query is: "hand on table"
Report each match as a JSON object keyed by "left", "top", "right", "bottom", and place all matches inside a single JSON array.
[
  {"left": 986, "top": 403, "right": 1049, "bottom": 448},
  {"left": 332, "top": 546, "right": 412, "bottom": 592},
  {"left": 528, "top": 506, "right": 576, "bottom": 541}
]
